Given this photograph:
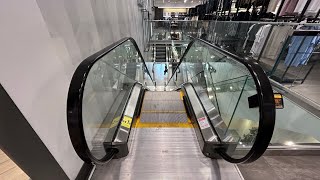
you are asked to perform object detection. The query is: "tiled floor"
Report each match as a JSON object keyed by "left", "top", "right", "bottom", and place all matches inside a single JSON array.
[
  {"left": 0, "top": 149, "right": 29, "bottom": 180},
  {"left": 238, "top": 156, "right": 320, "bottom": 180}
]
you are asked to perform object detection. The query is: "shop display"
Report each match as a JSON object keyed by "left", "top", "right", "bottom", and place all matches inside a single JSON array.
[
  {"left": 294, "top": 0, "right": 320, "bottom": 16},
  {"left": 284, "top": 27, "right": 320, "bottom": 67},
  {"left": 250, "top": 25, "right": 272, "bottom": 57},
  {"left": 279, "top": 0, "right": 299, "bottom": 16},
  {"left": 267, "top": 0, "right": 280, "bottom": 13},
  {"left": 262, "top": 25, "right": 293, "bottom": 59},
  {"left": 184, "top": 0, "right": 319, "bottom": 22},
  {"left": 243, "top": 24, "right": 261, "bottom": 50}
]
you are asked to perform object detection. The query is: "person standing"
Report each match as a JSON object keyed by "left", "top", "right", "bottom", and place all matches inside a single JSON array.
[{"left": 164, "top": 64, "right": 168, "bottom": 75}]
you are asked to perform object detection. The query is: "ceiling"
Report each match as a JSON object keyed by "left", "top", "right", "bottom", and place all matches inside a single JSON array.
[{"left": 154, "top": 0, "right": 203, "bottom": 8}]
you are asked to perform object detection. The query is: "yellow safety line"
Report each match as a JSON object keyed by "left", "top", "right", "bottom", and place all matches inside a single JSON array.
[
  {"left": 180, "top": 91, "right": 184, "bottom": 100},
  {"left": 134, "top": 90, "right": 193, "bottom": 128},
  {"left": 88, "top": 91, "right": 191, "bottom": 129},
  {"left": 134, "top": 116, "right": 193, "bottom": 128}
]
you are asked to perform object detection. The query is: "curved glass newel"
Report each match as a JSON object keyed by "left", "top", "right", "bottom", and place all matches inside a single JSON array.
[
  {"left": 67, "top": 38, "right": 153, "bottom": 163},
  {"left": 169, "top": 37, "right": 275, "bottom": 163}
]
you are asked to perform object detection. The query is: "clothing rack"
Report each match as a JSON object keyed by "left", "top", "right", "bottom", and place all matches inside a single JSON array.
[
  {"left": 270, "top": 29, "right": 320, "bottom": 84},
  {"left": 186, "top": 0, "right": 319, "bottom": 22},
  {"left": 292, "top": 30, "right": 320, "bottom": 36}
]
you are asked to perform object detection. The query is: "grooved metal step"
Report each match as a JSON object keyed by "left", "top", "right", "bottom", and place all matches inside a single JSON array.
[{"left": 140, "top": 91, "right": 187, "bottom": 124}]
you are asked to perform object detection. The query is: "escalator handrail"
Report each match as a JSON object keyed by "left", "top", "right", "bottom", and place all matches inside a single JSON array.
[
  {"left": 167, "top": 40, "right": 195, "bottom": 84},
  {"left": 171, "top": 36, "right": 275, "bottom": 164},
  {"left": 67, "top": 37, "right": 152, "bottom": 163}
]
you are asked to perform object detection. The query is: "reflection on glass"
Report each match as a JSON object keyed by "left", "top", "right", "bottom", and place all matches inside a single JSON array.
[
  {"left": 81, "top": 39, "right": 147, "bottom": 160},
  {"left": 173, "top": 39, "right": 260, "bottom": 159},
  {"left": 271, "top": 95, "right": 320, "bottom": 145}
]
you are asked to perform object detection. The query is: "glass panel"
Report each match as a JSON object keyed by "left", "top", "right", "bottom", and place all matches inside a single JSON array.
[
  {"left": 271, "top": 95, "right": 320, "bottom": 145},
  {"left": 228, "top": 77, "right": 259, "bottom": 156},
  {"left": 160, "top": 20, "right": 320, "bottom": 154},
  {"left": 82, "top": 61, "right": 136, "bottom": 160},
  {"left": 98, "top": 40, "right": 145, "bottom": 82},
  {"left": 268, "top": 27, "right": 320, "bottom": 85},
  {"left": 79, "top": 39, "right": 149, "bottom": 160},
  {"left": 177, "top": 39, "right": 260, "bottom": 160}
]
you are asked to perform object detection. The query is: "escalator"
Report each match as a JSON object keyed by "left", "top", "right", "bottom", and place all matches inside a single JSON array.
[
  {"left": 67, "top": 37, "right": 275, "bottom": 179},
  {"left": 155, "top": 45, "right": 166, "bottom": 62}
]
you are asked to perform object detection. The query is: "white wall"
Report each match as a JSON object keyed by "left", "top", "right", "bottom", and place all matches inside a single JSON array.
[
  {"left": 0, "top": 0, "right": 145, "bottom": 179},
  {"left": 36, "top": 0, "right": 145, "bottom": 62}
]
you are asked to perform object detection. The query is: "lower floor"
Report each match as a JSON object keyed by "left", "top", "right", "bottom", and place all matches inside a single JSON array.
[{"left": 0, "top": 149, "right": 29, "bottom": 180}]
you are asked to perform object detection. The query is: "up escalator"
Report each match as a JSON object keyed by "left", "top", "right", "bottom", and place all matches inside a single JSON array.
[{"left": 67, "top": 37, "right": 275, "bottom": 179}]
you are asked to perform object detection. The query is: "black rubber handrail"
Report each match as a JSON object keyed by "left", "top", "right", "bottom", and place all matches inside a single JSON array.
[
  {"left": 170, "top": 36, "right": 275, "bottom": 164},
  {"left": 67, "top": 37, "right": 153, "bottom": 164}
]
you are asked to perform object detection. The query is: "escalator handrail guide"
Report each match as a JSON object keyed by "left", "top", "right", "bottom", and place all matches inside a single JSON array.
[
  {"left": 67, "top": 37, "right": 152, "bottom": 163},
  {"left": 171, "top": 36, "right": 276, "bottom": 164}
]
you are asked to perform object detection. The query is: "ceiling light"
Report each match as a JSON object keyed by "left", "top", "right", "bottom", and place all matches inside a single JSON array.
[{"left": 184, "top": 0, "right": 187, "bottom": 3}]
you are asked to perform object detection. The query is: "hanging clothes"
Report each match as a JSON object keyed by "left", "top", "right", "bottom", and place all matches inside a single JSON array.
[
  {"left": 237, "top": 23, "right": 253, "bottom": 41},
  {"left": 250, "top": 25, "right": 272, "bottom": 57},
  {"left": 262, "top": 25, "right": 293, "bottom": 59},
  {"left": 236, "top": 0, "right": 252, "bottom": 8},
  {"left": 307, "top": 0, "right": 320, "bottom": 15},
  {"left": 279, "top": 0, "right": 299, "bottom": 16},
  {"left": 222, "top": 0, "right": 232, "bottom": 11},
  {"left": 284, "top": 26, "right": 320, "bottom": 67},
  {"left": 255, "top": 0, "right": 268, "bottom": 6},
  {"left": 267, "top": 0, "right": 280, "bottom": 13},
  {"left": 206, "top": 0, "right": 219, "bottom": 13},
  {"left": 243, "top": 24, "right": 260, "bottom": 49},
  {"left": 191, "top": 16, "right": 198, "bottom": 21},
  {"left": 236, "top": 0, "right": 268, "bottom": 8},
  {"left": 242, "top": 24, "right": 256, "bottom": 49},
  {"left": 237, "top": 11, "right": 251, "bottom": 21},
  {"left": 294, "top": 0, "right": 320, "bottom": 16}
]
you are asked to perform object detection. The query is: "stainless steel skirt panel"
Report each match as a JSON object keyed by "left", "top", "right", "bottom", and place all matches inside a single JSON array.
[{"left": 91, "top": 128, "right": 243, "bottom": 180}]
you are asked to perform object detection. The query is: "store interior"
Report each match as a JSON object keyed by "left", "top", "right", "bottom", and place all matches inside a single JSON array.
[{"left": 147, "top": 0, "right": 320, "bottom": 105}]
